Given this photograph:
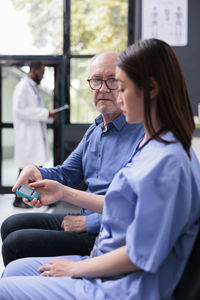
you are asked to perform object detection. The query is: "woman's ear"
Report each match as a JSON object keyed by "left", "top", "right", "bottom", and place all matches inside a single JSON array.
[{"left": 149, "top": 77, "right": 159, "bottom": 99}]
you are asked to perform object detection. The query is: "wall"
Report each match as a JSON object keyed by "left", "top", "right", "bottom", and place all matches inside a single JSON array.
[{"left": 173, "top": 0, "right": 200, "bottom": 115}]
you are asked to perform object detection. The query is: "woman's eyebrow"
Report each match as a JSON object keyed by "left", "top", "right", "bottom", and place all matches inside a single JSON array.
[{"left": 116, "top": 78, "right": 124, "bottom": 83}]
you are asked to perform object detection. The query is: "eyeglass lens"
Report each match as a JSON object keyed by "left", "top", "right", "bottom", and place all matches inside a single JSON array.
[{"left": 89, "top": 78, "right": 118, "bottom": 90}]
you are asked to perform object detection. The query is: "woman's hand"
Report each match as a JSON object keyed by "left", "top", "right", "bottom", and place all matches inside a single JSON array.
[
  {"left": 27, "top": 179, "right": 104, "bottom": 213},
  {"left": 38, "top": 259, "right": 76, "bottom": 277},
  {"left": 27, "top": 179, "right": 64, "bottom": 208},
  {"left": 38, "top": 247, "right": 139, "bottom": 279}
]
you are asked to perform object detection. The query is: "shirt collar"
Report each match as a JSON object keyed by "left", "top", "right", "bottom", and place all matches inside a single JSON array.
[
  {"left": 27, "top": 77, "right": 37, "bottom": 87},
  {"left": 95, "top": 113, "right": 126, "bottom": 131}
]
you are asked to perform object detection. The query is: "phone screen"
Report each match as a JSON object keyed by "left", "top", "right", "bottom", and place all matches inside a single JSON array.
[{"left": 19, "top": 185, "right": 34, "bottom": 196}]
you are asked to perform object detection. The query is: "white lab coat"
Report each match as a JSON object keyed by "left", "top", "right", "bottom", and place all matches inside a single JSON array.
[{"left": 12, "top": 77, "right": 50, "bottom": 169}]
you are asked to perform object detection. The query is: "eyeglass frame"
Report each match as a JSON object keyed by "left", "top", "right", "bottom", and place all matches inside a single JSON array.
[{"left": 87, "top": 78, "right": 118, "bottom": 90}]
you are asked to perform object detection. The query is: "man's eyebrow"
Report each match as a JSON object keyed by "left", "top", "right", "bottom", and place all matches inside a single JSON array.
[{"left": 91, "top": 74, "right": 116, "bottom": 78}]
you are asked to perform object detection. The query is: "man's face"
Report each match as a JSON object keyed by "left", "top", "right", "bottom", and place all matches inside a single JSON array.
[
  {"left": 88, "top": 53, "right": 121, "bottom": 116},
  {"left": 34, "top": 65, "right": 45, "bottom": 85}
]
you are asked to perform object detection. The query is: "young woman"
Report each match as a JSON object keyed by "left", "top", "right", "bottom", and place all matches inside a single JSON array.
[{"left": 1, "top": 39, "right": 200, "bottom": 300}]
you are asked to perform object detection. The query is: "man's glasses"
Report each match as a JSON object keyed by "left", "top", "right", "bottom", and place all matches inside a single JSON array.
[{"left": 87, "top": 78, "right": 118, "bottom": 90}]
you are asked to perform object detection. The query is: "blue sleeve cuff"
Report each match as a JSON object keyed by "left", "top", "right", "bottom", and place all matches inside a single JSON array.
[
  {"left": 38, "top": 167, "right": 45, "bottom": 179},
  {"left": 86, "top": 213, "right": 101, "bottom": 234}
]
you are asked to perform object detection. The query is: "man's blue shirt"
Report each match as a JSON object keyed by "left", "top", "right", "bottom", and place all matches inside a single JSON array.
[{"left": 39, "top": 114, "right": 144, "bottom": 233}]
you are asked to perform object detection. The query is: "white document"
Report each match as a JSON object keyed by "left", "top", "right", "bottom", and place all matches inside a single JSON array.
[{"left": 52, "top": 104, "right": 69, "bottom": 113}]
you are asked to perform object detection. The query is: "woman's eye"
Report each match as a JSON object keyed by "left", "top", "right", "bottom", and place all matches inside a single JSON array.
[
  {"left": 109, "top": 78, "right": 116, "bottom": 83},
  {"left": 117, "top": 88, "right": 124, "bottom": 93}
]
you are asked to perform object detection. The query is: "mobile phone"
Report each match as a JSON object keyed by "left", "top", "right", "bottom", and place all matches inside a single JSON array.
[{"left": 16, "top": 184, "right": 40, "bottom": 201}]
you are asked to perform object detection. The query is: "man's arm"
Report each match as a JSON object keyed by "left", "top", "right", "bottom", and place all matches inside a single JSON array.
[
  {"left": 12, "top": 128, "right": 87, "bottom": 192},
  {"left": 61, "top": 214, "right": 101, "bottom": 234},
  {"left": 39, "top": 135, "right": 85, "bottom": 187},
  {"left": 86, "top": 213, "right": 102, "bottom": 233}
]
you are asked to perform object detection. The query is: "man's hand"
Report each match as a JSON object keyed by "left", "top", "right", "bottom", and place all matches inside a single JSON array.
[
  {"left": 61, "top": 215, "right": 86, "bottom": 233},
  {"left": 12, "top": 164, "right": 42, "bottom": 193},
  {"left": 49, "top": 111, "right": 59, "bottom": 119}
]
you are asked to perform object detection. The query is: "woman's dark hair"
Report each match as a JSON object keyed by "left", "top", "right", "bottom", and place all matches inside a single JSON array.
[{"left": 115, "top": 38, "right": 195, "bottom": 158}]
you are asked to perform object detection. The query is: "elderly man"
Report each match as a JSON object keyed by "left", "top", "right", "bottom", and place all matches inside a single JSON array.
[{"left": 1, "top": 51, "right": 144, "bottom": 266}]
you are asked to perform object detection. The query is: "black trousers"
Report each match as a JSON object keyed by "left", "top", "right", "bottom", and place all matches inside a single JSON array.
[{"left": 1, "top": 213, "right": 97, "bottom": 266}]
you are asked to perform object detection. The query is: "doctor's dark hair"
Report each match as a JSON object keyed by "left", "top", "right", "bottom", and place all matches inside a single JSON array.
[
  {"left": 115, "top": 38, "right": 194, "bottom": 158},
  {"left": 29, "top": 61, "right": 44, "bottom": 71}
]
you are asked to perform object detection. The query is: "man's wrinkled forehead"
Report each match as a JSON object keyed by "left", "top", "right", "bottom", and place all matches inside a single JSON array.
[
  {"left": 88, "top": 52, "right": 119, "bottom": 77},
  {"left": 89, "top": 66, "right": 116, "bottom": 79}
]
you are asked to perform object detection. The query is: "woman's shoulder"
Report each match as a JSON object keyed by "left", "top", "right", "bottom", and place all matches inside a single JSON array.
[{"left": 125, "top": 133, "right": 193, "bottom": 182}]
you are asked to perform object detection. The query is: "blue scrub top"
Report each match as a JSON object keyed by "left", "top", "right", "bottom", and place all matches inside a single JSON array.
[{"left": 76, "top": 131, "right": 200, "bottom": 299}]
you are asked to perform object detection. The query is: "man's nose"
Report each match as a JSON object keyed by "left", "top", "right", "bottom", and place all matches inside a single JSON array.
[{"left": 99, "top": 81, "right": 110, "bottom": 92}]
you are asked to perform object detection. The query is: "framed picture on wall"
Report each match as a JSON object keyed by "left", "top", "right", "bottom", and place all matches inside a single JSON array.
[{"left": 141, "top": 0, "right": 188, "bottom": 46}]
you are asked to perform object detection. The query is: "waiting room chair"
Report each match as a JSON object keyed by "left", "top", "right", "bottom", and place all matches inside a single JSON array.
[{"left": 174, "top": 227, "right": 200, "bottom": 300}]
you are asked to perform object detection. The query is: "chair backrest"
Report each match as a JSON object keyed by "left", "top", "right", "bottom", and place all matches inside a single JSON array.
[{"left": 174, "top": 229, "right": 200, "bottom": 300}]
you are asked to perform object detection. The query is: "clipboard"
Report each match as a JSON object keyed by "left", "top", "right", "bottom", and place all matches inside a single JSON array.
[{"left": 52, "top": 104, "right": 69, "bottom": 113}]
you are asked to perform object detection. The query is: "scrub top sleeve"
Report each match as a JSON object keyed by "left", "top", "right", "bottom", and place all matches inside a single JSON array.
[{"left": 126, "top": 156, "right": 191, "bottom": 274}]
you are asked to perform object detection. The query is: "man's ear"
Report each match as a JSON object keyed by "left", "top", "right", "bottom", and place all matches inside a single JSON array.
[{"left": 149, "top": 77, "right": 159, "bottom": 99}]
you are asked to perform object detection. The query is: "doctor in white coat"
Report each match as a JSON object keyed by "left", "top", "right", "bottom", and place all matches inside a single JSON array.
[{"left": 12, "top": 61, "right": 58, "bottom": 208}]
